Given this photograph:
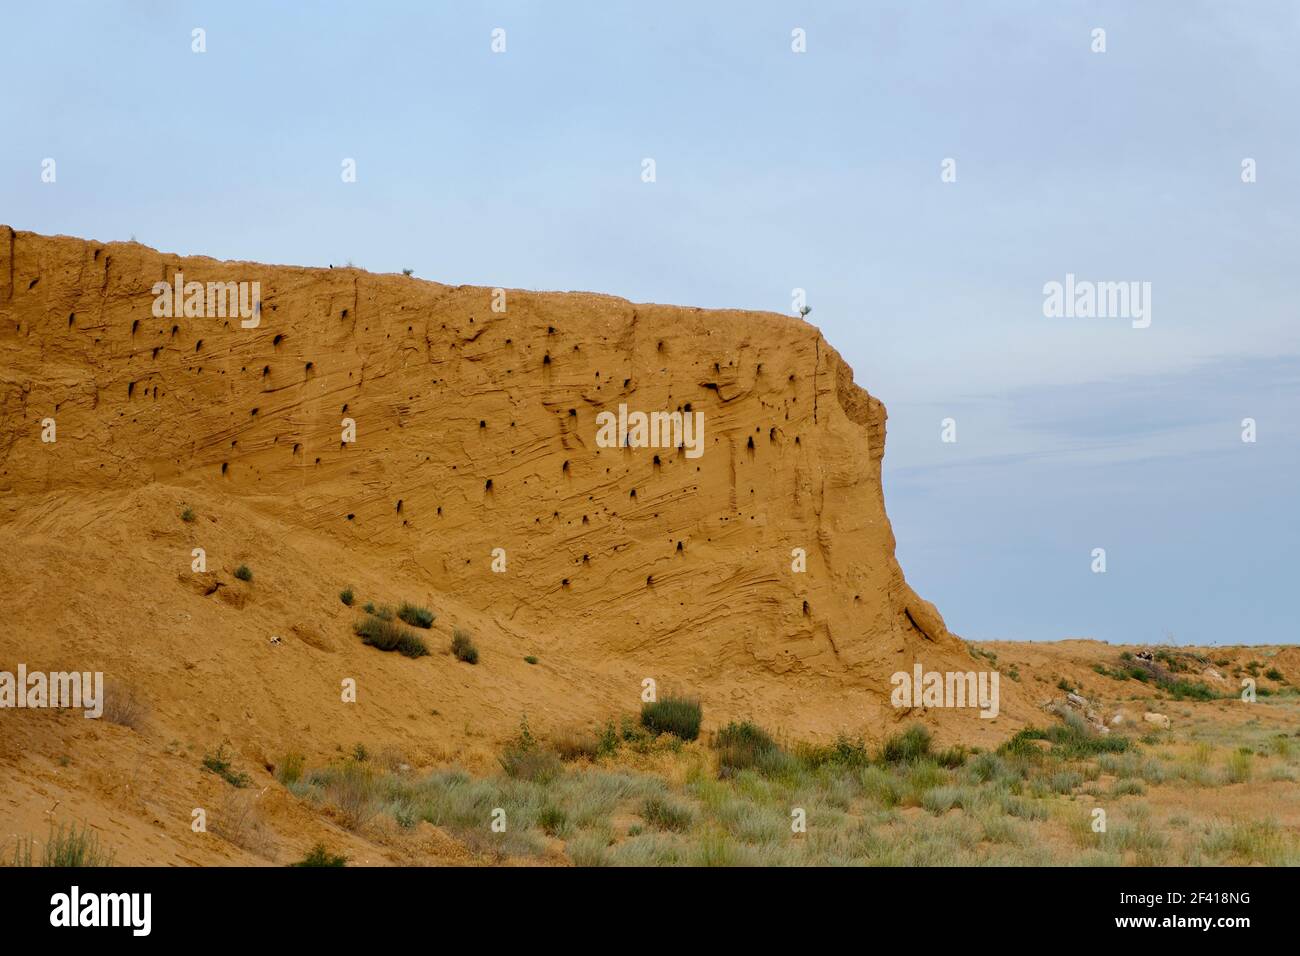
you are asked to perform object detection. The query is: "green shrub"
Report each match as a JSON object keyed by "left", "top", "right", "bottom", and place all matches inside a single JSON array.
[
  {"left": 597, "top": 720, "right": 620, "bottom": 757},
  {"left": 290, "top": 843, "right": 347, "bottom": 867},
  {"left": 797, "top": 734, "right": 872, "bottom": 770},
  {"left": 537, "top": 805, "right": 568, "bottom": 836},
  {"left": 499, "top": 717, "right": 561, "bottom": 783},
  {"left": 1226, "top": 749, "right": 1253, "bottom": 784},
  {"left": 879, "top": 724, "right": 932, "bottom": 764},
  {"left": 451, "top": 629, "right": 479, "bottom": 664},
  {"left": 1164, "top": 679, "right": 1217, "bottom": 701},
  {"left": 202, "top": 744, "right": 252, "bottom": 787},
  {"left": 524, "top": 655, "right": 539, "bottom": 665},
  {"left": 397, "top": 602, "right": 435, "bottom": 629},
  {"left": 715, "top": 720, "right": 790, "bottom": 777},
  {"left": 276, "top": 753, "right": 305, "bottom": 786},
  {"left": 641, "top": 795, "right": 693, "bottom": 832},
  {"left": 234, "top": 564, "right": 253, "bottom": 582},
  {"left": 936, "top": 745, "right": 968, "bottom": 769},
  {"left": 339, "top": 587, "right": 355, "bottom": 607},
  {"left": 354, "top": 614, "right": 429, "bottom": 658},
  {"left": 1265, "top": 667, "right": 1285, "bottom": 682},
  {"left": 640, "top": 695, "right": 702, "bottom": 741},
  {"left": 1001, "top": 721, "right": 1129, "bottom": 760},
  {"left": 9, "top": 823, "right": 115, "bottom": 867},
  {"left": 180, "top": 507, "right": 196, "bottom": 523}
]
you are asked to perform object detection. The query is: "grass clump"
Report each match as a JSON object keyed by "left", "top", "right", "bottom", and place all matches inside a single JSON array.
[
  {"left": 354, "top": 613, "right": 429, "bottom": 658},
  {"left": 8, "top": 823, "right": 116, "bottom": 867},
  {"left": 290, "top": 843, "right": 347, "bottom": 867},
  {"left": 180, "top": 506, "right": 196, "bottom": 523},
  {"left": 1225, "top": 749, "right": 1253, "bottom": 784},
  {"left": 641, "top": 695, "right": 702, "bottom": 741},
  {"left": 641, "top": 795, "right": 693, "bottom": 832},
  {"left": 339, "top": 587, "right": 355, "bottom": 607},
  {"left": 451, "top": 629, "right": 479, "bottom": 664},
  {"left": 202, "top": 744, "right": 252, "bottom": 788},
  {"left": 276, "top": 753, "right": 305, "bottom": 786},
  {"left": 233, "top": 564, "right": 253, "bottom": 582},
  {"left": 1002, "top": 716, "right": 1129, "bottom": 761},
  {"left": 524, "top": 655, "right": 539, "bottom": 665},
  {"left": 715, "top": 721, "right": 792, "bottom": 777},
  {"left": 879, "top": 724, "right": 932, "bottom": 764},
  {"left": 1163, "top": 679, "right": 1217, "bottom": 701},
  {"left": 397, "top": 602, "right": 435, "bottom": 629},
  {"left": 797, "top": 734, "right": 872, "bottom": 770},
  {"left": 499, "top": 717, "right": 561, "bottom": 783},
  {"left": 550, "top": 727, "right": 601, "bottom": 762}
]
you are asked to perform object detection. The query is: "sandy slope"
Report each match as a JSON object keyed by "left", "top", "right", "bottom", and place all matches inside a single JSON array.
[{"left": 0, "top": 227, "right": 1123, "bottom": 865}]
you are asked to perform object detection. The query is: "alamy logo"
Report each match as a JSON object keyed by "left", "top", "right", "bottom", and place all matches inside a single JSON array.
[
  {"left": 890, "top": 663, "right": 1000, "bottom": 719},
  {"left": 595, "top": 403, "right": 705, "bottom": 459},
  {"left": 1042, "top": 273, "right": 1151, "bottom": 329},
  {"left": 150, "top": 271, "right": 261, "bottom": 327},
  {"left": 0, "top": 665, "right": 103, "bottom": 718},
  {"left": 50, "top": 886, "right": 151, "bottom": 936}
]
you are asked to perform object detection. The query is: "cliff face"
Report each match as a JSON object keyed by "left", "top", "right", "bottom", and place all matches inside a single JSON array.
[{"left": 0, "top": 227, "right": 1020, "bottom": 754}]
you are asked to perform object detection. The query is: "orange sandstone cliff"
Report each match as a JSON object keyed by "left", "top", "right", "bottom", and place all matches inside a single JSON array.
[{"left": 0, "top": 228, "right": 1027, "bottom": 860}]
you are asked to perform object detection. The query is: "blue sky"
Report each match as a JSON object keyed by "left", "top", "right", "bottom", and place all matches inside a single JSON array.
[{"left": 3, "top": 1, "right": 1296, "bottom": 644}]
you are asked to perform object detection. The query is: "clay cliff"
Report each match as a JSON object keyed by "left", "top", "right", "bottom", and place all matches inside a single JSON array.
[{"left": 0, "top": 226, "right": 1026, "bottom": 796}]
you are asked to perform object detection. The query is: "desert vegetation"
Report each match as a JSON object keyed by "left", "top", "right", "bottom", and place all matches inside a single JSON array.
[
  {"left": 354, "top": 607, "right": 429, "bottom": 658},
  {"left": 275, "top": 695, "right": 1300, "bottom": 866},
  {"left": 5, "top": 822, "right": 116, "bottom": 867},
  {"left": 451, "top": 628, "right": 479, "bottom": 664}
]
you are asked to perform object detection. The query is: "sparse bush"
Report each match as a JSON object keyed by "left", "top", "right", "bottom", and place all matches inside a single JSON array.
[
  {"left": 451, "top": 629, "right": 479, "bottom": 664},
  {"left": 276, "top": 753, "right": 305, "bottom": 786},
  {"left": 640, "top": 695, "right": 702, "bottom": 741},
  {"left": 1164, "top": 679, "right": 1216, "bottom": 701},
  {"left": 397, "top": 602, "right": 435, "bottom": 629},
  {"left": 797, "top": 734, "right": 871, "bottom": 769},
  {"left": 551, "top": 727, "right": 601, "bottom": 762},
  {"left": 879, "top": 724, "right": 932, "bottom": 764},
  {"left": 715, "top": 720, "right": 790, "bottom": 777},
  {"left": 1225, "top": 749, "right": 1253, "bottom": 784},
  {"left": 339, "top": 587, "right": 355, "bottom": 607},
  {"left": 212, "top": 791, "right": 274, "bottom": 856},
  {"left": 1001, "top": 720, "right": 1129, "bottom": 760},
  {"left": 936, "top": 745, "right": 968, "bottom": 769},
  {"left": 921, "top": 785, "right": 973, "bottom": 814},
  {"left": 499, "top": 716, "right": 561, "bottom": 783},
  {"left": 234, "top": 564, "right": 253, "bottom": 582},
  {"left": 202, "top": 744, "right": 252, "bottom": 787},
  {"left": 354, "top": 613, "right": 429, "bottom": 658},
  {"left": 291, "top": 843, "right": 347, "bottom": 867},
  {"left": 101, "top": 680, "right": 149, "bottom": 730},
  {"left": 641, "top": 795, "right": 693, "bottom": 832},
  {"left": 9, "top": 823, "right": 115, "bottom": 867},
  {"left": 323, "top": 761, "right": 380, "bottom": 831},
  {"left": 180, "top": 507, "right": 196, "bottom": 523},
  {"left": 537, "top": 805, "right": 569, "bottom": 836},
  {"left": 1265, "top": 667, "right": 1285, "bottom": 682},
  {"left": 524, "top": 655, "right": 539, "bottom": 665},
  {"left": 402, "top": 268, "right": 414, "bottom": 277}
]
